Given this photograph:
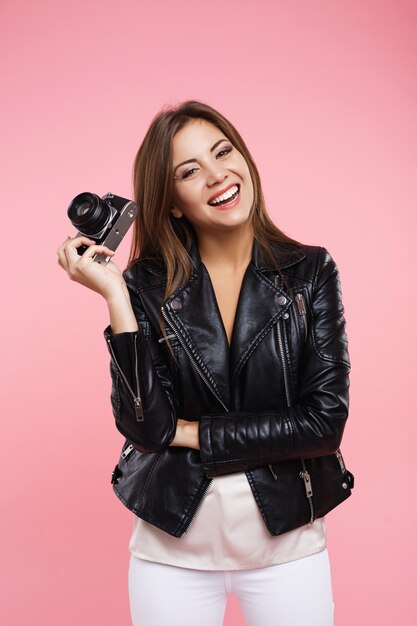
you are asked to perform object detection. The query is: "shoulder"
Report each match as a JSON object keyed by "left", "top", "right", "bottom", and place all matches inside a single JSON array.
[
  {"left": 275, "top": 241, "right": 336, "bottom": 283},
  {"left": 272, "top": 242, "right": 334, "bottom": 279},
  {"left": 122, "top": 258, "right": 167, "bottom": 293}
]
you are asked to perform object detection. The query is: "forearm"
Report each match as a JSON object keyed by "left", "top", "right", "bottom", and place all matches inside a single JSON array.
[
  {"left": 198, "top": 392, "right": 348, "bottom": 478},
  {"left": 106, "top": 283, "right": 139, "bottom": 334},
  {"left": 169, "top": 419, "right": 200, "bottom": 450}
]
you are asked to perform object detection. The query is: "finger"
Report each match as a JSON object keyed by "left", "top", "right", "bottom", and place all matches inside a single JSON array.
[
  {"left": 81, "top": 243, "right": 116, "bottom": 260},
  {"left": 62, "top": 235, "right": 72, "bottom": 246},
  {"left": 58, "top": 234, "right": 89, "bottom": 248},
  {"left": 65, "top": 235, "right": 97, "bottom": 251},
  {"left": 64, "top": 243, "right": 115, "bottom": 271},
  {"left": 57, "top": 235, "right": 92, "bottom": 260},
  {"left": 57, "top": 237, "right": 74, "bottom": 270},
  {"left": 56, "top": 236, "right": 71, "bottom": 257},
  {"left": 63, "top": 237, "right": 99, "bottom": 264}
]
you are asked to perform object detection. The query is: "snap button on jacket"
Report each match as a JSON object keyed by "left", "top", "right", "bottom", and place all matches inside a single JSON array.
[{"left": 104, "top": 235, "right": 354, "bottom": 538}]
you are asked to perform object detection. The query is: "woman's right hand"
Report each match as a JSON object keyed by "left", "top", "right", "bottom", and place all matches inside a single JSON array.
[{"left": 57, "top": 235, "right": 127, "bottom": 301}]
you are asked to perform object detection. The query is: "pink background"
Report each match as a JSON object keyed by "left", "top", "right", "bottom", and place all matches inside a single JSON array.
[{"left": 1, "top": 0, "right": 416, "bottom": 624}]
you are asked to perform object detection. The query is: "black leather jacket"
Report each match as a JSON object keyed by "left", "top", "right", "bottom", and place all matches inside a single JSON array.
[{"left": 103, "top": 234, "right": 354, "bottom": 538}]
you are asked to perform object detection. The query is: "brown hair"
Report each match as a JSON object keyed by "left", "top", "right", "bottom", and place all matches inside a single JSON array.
[{"left": 128, "top": 100, "right": 302, "bottom": 356}]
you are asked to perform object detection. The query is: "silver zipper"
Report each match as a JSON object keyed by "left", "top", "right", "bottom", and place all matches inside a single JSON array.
[
  {"left": 268, "top": 464, "right": 278, "bottom": 480},
  {"left": 299, "top": 464, "right": 313, "bottom": 498},
  {"left": 121, "top": 443, "right": 135, "bottom": 459},
  {"left": 161, "top": 307, "right": 228, "bottom": 412},
  {"left": 275, "top": 277, "right": 315, "bottom": 524},
  {"left": 335, "top": 448, "right": 346, "bottom": 473},
  {"left": 106, "top": 335, "right": 144, "bottom": 421},
  {"left": 276, "top": 316, "right": 292, "bottom": 407},
  {"left": 299, "top": 459, "right": 314, "bottom": 523},
  {"left": 295, "top": 292, "right": 308, "bottom": 342},
  {"left": 158, "top": 333, "right": 177, "bottom": 343}
]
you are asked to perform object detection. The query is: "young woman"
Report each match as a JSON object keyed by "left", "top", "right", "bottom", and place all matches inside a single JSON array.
[{"left": 57, "top": 101, "right": 353, "bottom": 626}]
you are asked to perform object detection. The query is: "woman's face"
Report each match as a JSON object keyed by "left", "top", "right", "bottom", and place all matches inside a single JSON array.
[{"left": 170, "top": 119, "right": 254, "bottom": 236}]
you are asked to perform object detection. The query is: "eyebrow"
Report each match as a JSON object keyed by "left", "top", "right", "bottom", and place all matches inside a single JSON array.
[{"left": 173, "top": 138, "right": 229, "bottom": 174}]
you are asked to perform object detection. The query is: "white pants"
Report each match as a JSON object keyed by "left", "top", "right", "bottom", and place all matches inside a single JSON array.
[{"left": 128, "top": 547, "right": 334, "bottom": 626}]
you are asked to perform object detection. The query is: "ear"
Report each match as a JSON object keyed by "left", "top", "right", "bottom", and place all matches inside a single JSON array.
[{"left": 170, "top": 206, "right": 183, "bottom": 219}]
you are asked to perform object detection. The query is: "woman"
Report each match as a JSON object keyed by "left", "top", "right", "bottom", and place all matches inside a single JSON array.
[{"left": 57, "top": 101, "right": 353, "bottom": 626}]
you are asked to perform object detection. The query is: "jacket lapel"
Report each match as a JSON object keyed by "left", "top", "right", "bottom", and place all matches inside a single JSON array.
[
  {"left": 161, "top": 233, "right": 306, "bottom": 407},
  {"left": 228, "top": 261, "right": 291, "bottom": 382},
  {"left": 163, "top": 263, "right": 232, "bottom": 407}
]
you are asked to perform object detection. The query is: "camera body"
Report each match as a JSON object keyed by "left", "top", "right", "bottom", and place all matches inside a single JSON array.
[{"left": 67, "top": 192, "right": 138, "bottom": 264}]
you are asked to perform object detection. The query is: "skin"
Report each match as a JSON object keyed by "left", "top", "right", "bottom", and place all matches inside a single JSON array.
[{"left": 57, "top": 118, "right": 255, "bottom": 451}]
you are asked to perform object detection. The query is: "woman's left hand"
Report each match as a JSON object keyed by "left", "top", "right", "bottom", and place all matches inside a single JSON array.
[{"left": 169, "top": 419, "right": 200, "bottom": 450}]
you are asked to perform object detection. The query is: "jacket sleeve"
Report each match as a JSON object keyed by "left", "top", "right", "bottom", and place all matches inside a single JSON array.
[
  {"left": 103, "top": 266, "right": 178, "bottom": 453},
  {"left": 198, "top": 247, "right": 351, "bottom": 478}
]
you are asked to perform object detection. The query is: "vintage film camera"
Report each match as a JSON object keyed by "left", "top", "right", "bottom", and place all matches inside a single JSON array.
[{"left": 67, "top": 192, "right": 138, "bottom": 264}]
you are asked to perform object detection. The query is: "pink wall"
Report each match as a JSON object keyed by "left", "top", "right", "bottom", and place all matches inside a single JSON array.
[{"left": 1, "top": 0, "right": 416, "bottom": 624}]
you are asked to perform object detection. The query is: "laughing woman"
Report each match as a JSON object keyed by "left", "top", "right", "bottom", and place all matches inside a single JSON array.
[{"left": 57, "top": 101, "right": 354, "bottom": 626}]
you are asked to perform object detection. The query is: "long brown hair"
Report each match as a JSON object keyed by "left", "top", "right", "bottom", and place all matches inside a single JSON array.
[{"left": 128, "top": 100, "right": 302, "bottom": 353}]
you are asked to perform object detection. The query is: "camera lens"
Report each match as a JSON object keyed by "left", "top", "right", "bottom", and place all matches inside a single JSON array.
[{"left": 67, "top": 192, "right": 111, "bottom": 236}]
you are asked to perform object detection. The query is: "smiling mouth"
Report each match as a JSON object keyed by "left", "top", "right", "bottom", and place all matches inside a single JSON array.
[{"left": 208, "top": 184, "right": 240, "bottom": 207}]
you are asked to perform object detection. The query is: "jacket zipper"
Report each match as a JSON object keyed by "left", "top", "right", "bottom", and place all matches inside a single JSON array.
[
  {"left": 106, "top": 334, "right": 144, "bottom": 421},
  {"left": 335, "top": 448, "right": 346, "bottom": 473},
  {"left": 121, "top": 443, "right": 135, "bottom": 459},
  {"left": 275, "top": 277, "right": 315, "bottom": 524},
  {"left": 161, "top": 307, "right": 228, "bottom": 412},
  {"left": 180, "top": 479, "right": 213, "bottom": 536},
  {"left": 158, "top": 332, "right": 177, "bottom": 344},
  {"left": 299, "top": 462, "right": 313, "bottom": 499},
  {"left": 295, "top": 292, "right": 308, "bottom": 342}
]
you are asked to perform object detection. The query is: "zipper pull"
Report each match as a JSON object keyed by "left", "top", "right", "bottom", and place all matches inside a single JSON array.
[
  {"left": 121, "top": 444, "right": 135, "bottom": 459},
  {"left": 295, "top": 293, "right": 308, "bottom": 341},
  {"left": 134, "top": 398, "right": 144, "bottom": 421},
  {"left": 158, "top": 333, "right": 177, "bottom": 343},
  {"left": 335, "top": 449, "right": 346, "bottom": 473},
  {"left": 299, "top": 470, "right": 313, "bottom": 497},
  {"left": 268, "top": 464, "right": 278, "bottom": 480},
  {"left": 296, "top": 293, "right": 306, "bottom": 315}
]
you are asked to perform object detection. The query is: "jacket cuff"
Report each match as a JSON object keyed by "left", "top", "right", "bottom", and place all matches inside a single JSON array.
[
  {"left": 104, "top": 324, "right": 141, "bottom": 383},
  {"left": 199, "top": 414, "right": 256, "bottom": 478},
  {"left": 103, "top": 324, "right": 144, "bottom": 419},
  {"left": 198, "top": 415, "right": 261, "bottom": 478},
  {"left": 198, "top": 412, "right": 292, "bottom": 478},
  {"left": 104, "top": 323, "right": 140, "bottom": 355}
]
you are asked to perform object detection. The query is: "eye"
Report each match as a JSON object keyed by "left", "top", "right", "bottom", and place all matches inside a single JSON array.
[
  {"left": 181, "top": 167, "right": 199, "bottom": 179},
  {"left": 216, "top": 145, "right": 233, "bottom": 158}
]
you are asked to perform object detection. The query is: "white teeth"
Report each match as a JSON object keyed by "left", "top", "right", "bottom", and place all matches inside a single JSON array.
[{"left": 208, "top": 185, "right": 239, "bottom": 206}]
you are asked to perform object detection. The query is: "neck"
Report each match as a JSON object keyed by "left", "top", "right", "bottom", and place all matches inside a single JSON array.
[{"left": 196, "top": 223, "right": 255, "bottom": 273}]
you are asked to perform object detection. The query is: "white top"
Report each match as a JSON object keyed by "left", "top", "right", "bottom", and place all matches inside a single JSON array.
[{"left": 129, "top": 471, "right": 327, "bottom": 570}]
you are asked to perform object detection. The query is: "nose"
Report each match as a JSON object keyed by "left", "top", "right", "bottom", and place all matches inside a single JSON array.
[{"left": 205, "top": 160, "right": 227, "bottom": 187}]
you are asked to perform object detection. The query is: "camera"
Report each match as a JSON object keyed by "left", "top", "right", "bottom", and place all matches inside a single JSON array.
[{"left": 67, "top": 192, "right": 138, "bottom": 264}]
